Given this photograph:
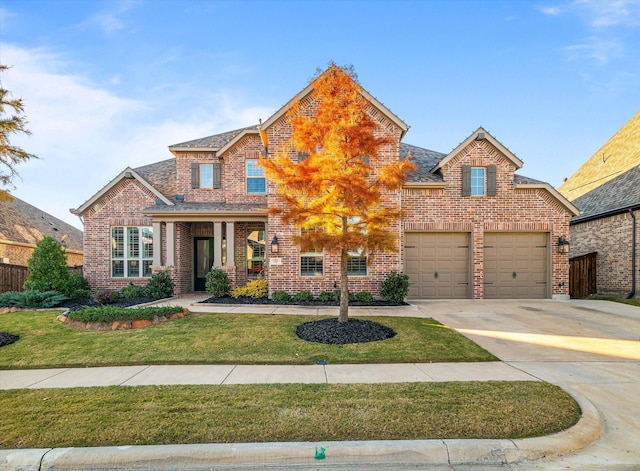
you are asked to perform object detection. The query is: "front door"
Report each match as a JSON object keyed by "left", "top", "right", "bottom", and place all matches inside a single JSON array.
[{"left": 194, "top": 237, "right": 214, "bottom": 291}]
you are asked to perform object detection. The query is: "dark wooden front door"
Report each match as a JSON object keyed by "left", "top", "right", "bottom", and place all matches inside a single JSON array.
[{"left": 194, "top": 237, "right": 214, "bottom": 291}]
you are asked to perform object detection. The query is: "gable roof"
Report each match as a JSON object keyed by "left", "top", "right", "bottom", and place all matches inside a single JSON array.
[
  {"left": 558, "top": 110, "right": 640, "bottom": 202},
  {"left": 71, "top": 161, "right": 175, "bottom": 216},
  {"left": 261, "top": 66, "right": 410, "bottom": 138},
  {"left": 0, "top": 195, "right": 83, "bottom": 252},
  {"left": 168, "top": 126, "right": 258, "bottom": 154},
  {"left": 432, "top": 127, "right": 524, "bottom": 173}
]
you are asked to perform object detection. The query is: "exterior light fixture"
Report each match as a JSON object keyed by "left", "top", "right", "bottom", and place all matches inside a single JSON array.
[
  {"left": 557, "top": 236, "right": 570, "bottom": 254},
  {"left": 270, "top": 236, "right": 279, "bottom": 254}
]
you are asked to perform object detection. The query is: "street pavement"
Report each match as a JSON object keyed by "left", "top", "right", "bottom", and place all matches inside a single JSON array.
[{"left": 0, "top": 297, "right": 639, "bottom": 470}]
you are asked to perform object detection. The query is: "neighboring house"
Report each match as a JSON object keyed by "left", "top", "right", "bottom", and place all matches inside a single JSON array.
[
  {"left": 72, "top": 69, "right": 578, "bottom": 299},
  {"left": 0, "top": 194, "right": 83, "bottom": 267},
  {"left": 558, "top": 111, "right": 640, "bottom": 297}
]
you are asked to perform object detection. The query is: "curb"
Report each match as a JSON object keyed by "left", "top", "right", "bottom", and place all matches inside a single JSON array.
[{"left": 0, "top": 388, "right": 602, "bottom": 470}]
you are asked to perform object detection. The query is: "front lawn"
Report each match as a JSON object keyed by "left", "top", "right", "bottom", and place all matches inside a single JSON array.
[
  {"left": 0, "top": 382, "right": 580, "bottom": 448},
  {"left": 0, "top": 310, "right": 496, "bottom": 369}
]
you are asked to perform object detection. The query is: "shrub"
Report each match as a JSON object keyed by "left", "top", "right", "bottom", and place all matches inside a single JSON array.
[
  {"left": 93, "top": 289, "right": 115, "bottom": 305},
  {"left": 292, "top": 291, "right": 314, "bottom": 302},
  {"left": 145, "top": 270, "right": 174, "bottom": 299},
  {"left": 231, "top": 278, "right": 268, "bottom": 299},
  {"left": 0, "top": 290, "right": 67, "bottom": 308},
  {"left": 67, "top": 305, "right": 184, "bottom": 323},
  {"left": 355, "top": 291, "right": 374, "bottom": 302},
  {"left": 206, "top": 269, "right": 230, "bottom": 298},
  {"left": 23, "top": 236, "right": 70, "bottom": 293},
  {"left": 335, "top": 290, "right": 356, "bottom": 302},
  {"left": 317, "top": 290, "right": 336, "bottom": 302},
  {"left": 271, "top": 291, "right": 292, "bottom": 302},
  {"left": 381, "top": 271, "right": 409, "bottom": 303},
  {"left": 121, "top": 284, "right": 148, "bottom": 299},
  {"left": 60, "top": 273, "right": 91, "bottom": 300}
]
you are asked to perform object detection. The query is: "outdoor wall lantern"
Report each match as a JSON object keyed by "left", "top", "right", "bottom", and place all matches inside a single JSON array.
[
  {"left": 270, "top": 236, "right": 279, "bottom": 254},
  {"left": 557, "top": 236, "right": 570, "bottom": 254}
]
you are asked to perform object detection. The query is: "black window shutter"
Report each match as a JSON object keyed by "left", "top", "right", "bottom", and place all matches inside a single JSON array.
[
  {"left": 212, "top": 162, "right": 221, "bottom": 189},
  {"left": 462, "top": 165, "right": 471, "bottom": 196},
  {"left": 487, "top": 165, "right": 497, "bottom": 196},
  {"left": 191, "top": 163, "right": 199, "bottom": 189}
]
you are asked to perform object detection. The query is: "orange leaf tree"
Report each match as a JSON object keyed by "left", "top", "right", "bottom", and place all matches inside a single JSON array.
[{"left": 260, "top": 66, "right": 416, "bottom": 322}]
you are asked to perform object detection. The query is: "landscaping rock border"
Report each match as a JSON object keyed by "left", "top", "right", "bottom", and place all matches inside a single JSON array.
[{"left": 58, "top": 309, "right": 190, "bottom": 331}]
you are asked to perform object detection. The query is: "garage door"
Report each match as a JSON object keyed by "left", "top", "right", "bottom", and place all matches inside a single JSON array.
[
  {"left": 405, "top": 232, "right": 470, "bottom": 298},
  {"left": 484, "top": 232, "right": 549, "bottom": 299}
]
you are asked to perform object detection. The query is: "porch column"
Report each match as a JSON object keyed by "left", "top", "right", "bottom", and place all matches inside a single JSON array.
[
  {"left": 226, "top": 222, "right": 235, "bottom": 266},
  {"left": 214, "top": 222, "right": 223, "bottom": 267},
  {"left": 166, "top": 222, "right": 175, "bottom": 267},
  {"left": 152, "top": 222, "right": 162, "bottom": 267}
]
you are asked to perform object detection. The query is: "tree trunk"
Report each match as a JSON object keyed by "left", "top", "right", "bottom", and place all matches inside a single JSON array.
[{"left": 339, "top": 247, "right": 349, "bottom": 323}]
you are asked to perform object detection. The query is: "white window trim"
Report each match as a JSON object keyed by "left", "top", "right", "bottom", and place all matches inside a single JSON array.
[
  {"left": 470, "top": 167, "right": 486, "bottom": 196},
  {"left": 246, "top": 160, "right": 266, "bottom": 194},
  {"left": 111, "top": 226, "right": 153, "bottom": 278}
]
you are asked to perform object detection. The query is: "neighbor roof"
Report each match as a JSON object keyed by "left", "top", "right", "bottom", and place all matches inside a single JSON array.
[
  {"left": 558, "top": 110, "right": 640, "bottom": 202},
  {"left": 168, "top": 126, "right": 258, "bottom": 152},
  {"left": 0, "top": 195, "right": 83, "bottom": 252}
]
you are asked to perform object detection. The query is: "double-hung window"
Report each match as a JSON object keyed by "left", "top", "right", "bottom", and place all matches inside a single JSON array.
[
  {"left": 470, "top": 167, "right": 485, "bottom": 196},
  {"left": 111, "top": 226, "right": 153, "bottom": 278},
  {"left": 246, "top": 160, "right": 266, "bottom": 194},
  {"left": 301, "top": 250, "right": 323, "bottom": 276},
  {"left": 191, "top": 162, "right": 221, "bottom": 189},
  {"left": 347, "top": 250, "right": 367, "bottom": 276},
  {"left": 462, "top": 165, "right": 496, "bottom": 197}
]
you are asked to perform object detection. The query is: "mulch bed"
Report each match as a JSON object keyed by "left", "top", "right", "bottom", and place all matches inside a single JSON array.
[
  {"left": 0, "top": 332, "right": 19, "bottom": 348},
  {"left": 296, "top": 318, "right": 396, "bottom": 344}
]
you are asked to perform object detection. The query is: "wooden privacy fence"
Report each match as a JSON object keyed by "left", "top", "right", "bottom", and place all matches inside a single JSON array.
[
  {"left": 0, "top": 263, "right": 28, "bottom": 293},
  {"left": 0, "top": 264, "right": 83, "bottom": 293},
  {"left": 569, "top": 252, "right": 597, "bottom": 299}
]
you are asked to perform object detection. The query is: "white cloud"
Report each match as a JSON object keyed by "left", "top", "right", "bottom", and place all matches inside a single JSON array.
[
  {"left": 564, "top": 37, "right": 623, "bottom": 64},
  {"left": 573, "top": 0, "right": 640, "bottom": 28},
  {"left": 1, "top": 44, "right": 273, "bottom": 229}
]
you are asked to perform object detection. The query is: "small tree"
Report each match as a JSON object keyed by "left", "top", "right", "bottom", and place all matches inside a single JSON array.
[
  {"left": 260, "top": 65, "right": 416, "bottom": 322},
  {"left": 0, "top": 65, "right": 38, "bottom": 200},
  {"left": 24, "top": 236, "right": 70, "bottom": 293}
]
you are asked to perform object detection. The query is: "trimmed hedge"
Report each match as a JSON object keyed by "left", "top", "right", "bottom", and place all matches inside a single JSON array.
[{"left": 67, "top": 305, "right": 185, "bottom": 323}]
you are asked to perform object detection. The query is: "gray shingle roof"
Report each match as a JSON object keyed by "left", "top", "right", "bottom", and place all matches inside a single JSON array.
[
  {"left": 169, "top": 126, "right": 258, "bottom": 150},
  {"left": 133, "top": 158, "right": 176, "bottom": 198},
  {"left": 571, "top": 166, "right": 640, "bottom": 222},
  {"left": 0, "top": 195, "right": 83, "bottom": 251},
  {"left": 401, "top": 143, "right": 446, "bottom": 183}
]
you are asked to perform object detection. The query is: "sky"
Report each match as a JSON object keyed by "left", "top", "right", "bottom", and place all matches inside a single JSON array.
[{"left": 1, "top": 0, "right": 639, "bottom": 230}]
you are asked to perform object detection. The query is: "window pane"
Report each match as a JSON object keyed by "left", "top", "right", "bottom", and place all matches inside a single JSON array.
[
  {"left": 111, "top": 227, "right": 124, "bottom": 258},
  {"left": 112, "top": 260, "right": 124, "bottom": 277},
  {"left": 142, "top": 227, "right": 153, "bottom": 258},
  {"left": 471, "top": 168, "right": 485, "bottom": 196},
  {"left": 128, "top": 260, "right": 139, "bottom": 277},
  {"left": 143, "top": 260, "right": 153, "bottom": 277},
  {"left": 200, "top": 164, "right": 213, "bottom": 188},
  {"left": 246, "top": 160, "right": 264, "bottom": 177},
  {"left": 347, "top": 256, "right": 367, "bottom": 276},
  {"left": 127, "top": 227, "right": 139, "bottom": 257},
  {"left": 301, "top": 256, "right": 323, "bottom": 276},
  {"left": 247, "top": 177, "right": 266, "bottom": 194}
]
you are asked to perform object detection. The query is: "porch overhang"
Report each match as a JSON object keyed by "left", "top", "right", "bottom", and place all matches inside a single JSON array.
[{"left": 142, "top": 202, "right": 268, "bottom": 222}]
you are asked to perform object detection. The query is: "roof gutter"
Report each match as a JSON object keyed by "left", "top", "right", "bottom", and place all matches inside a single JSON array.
[{"left": 627, "top": 208, "right": 637, "bottom": 299}]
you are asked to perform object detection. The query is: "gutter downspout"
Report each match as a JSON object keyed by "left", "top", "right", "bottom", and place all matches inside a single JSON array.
[{"left": 627, "top": 208, "right": 636, "bottom": 299}]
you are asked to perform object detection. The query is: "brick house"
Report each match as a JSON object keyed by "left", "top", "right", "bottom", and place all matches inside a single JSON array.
[
  {"left": 72, "top": 69, "right": 578, "bottom": 299},
  {"left": 0, "top": 194, "right": 83, "bottom": 267},
  {"left": 558, "top": 111, "right": 640, "bottom": 297}
]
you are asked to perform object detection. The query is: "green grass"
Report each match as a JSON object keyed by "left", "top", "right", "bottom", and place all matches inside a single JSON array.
[
  {"left": 0, "top": 382, "right": 580, "bottom": 448},
  {"left": 594, "top": 296, "right": 640, "bottom": 307},
  {"left": 0, "top": 310, "right": 496, "bottom": 369}
]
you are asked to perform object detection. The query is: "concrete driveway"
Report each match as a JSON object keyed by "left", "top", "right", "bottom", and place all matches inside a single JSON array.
[{"left": 411, "top": 298, "right": 640, "bottom": 470}]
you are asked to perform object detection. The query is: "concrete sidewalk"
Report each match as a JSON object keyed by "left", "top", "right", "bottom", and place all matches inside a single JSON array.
[{"left": 2, "top": 297, "right": 637, "bottom": 470}]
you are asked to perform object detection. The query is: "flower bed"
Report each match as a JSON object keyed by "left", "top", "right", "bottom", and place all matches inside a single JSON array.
[{"left": 59, "top": 307, "right": 189, "bottom": 331}]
